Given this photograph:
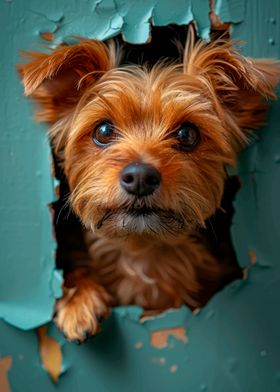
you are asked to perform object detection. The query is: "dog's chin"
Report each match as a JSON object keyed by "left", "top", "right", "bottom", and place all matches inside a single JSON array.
[{"left": 93, "top": 207, "right": 187, "bottom": 238}]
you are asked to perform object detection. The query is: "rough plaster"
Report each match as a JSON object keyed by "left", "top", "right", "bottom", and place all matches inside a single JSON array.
[{"left": 1, "top": 0, "right": 280, "bottom": 391}]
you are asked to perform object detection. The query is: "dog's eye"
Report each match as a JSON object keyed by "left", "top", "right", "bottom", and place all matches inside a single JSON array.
[
  {"left": 92, "top": 121, "right": 115, "bottom": 147},
  {"left": 173, "top": 123, "right": 200, "bottom": 151}
]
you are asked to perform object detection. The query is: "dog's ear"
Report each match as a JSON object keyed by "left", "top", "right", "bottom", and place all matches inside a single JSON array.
[
  {"left": 18, "top": 40, "right": 118, "bottom": 123},
  {"left": 183, "top": 27, "right": 280, "bottom": 141}
]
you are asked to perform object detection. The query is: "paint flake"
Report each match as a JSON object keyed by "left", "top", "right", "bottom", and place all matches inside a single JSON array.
[
  {"left": 134, "top": 341, "right": 143, "bottom": 349},
  {"left": 0, "top": 357, "right": 12, "bottom": 392},
  {"left": 150, "top": 327, "right": 188, "bottom": 349},
  {"left": 169, "top": 364, "right": 178, "bottom": 373},
  {"left": 37, "top": 326, "right": 63, "bottom": 383}
]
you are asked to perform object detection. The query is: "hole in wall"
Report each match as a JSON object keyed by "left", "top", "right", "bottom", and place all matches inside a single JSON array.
[{"left": 51, "top": 23, "right": 242, "bottom": 313}]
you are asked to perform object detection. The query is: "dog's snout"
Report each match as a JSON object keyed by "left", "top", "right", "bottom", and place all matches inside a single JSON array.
[{"left": 120, "top": 162, "right": 161, "bottom": 197}]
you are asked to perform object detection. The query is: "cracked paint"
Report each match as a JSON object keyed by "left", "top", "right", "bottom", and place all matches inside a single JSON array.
[{"left": 1, "top": 0, "right": 246, "bottom": 50}]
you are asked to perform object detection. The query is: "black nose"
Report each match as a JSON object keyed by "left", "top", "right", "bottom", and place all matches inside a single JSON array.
[{"left": 120, "top": 162, "right": 161, "bottom": 197}]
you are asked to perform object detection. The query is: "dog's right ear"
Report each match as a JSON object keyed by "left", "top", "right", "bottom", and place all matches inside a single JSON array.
[{"left": 17, "top": 40, "right": 118, "bottom": 123}]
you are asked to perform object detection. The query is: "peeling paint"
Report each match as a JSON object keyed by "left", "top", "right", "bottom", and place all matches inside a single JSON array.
[
  {"left": 150, "top": 327, "right": 188, "bottom": 349},
  {"left": 40, "top": 31, "right": 55, "bottom": 42},
  {"left": 248, "top": 249, "right": 257, "bottom": 265},
  {"left": 209, "top": 0, "right": 230, "bottom": 31},
  {"left": 0, "top": 357, "right": 12, "bottom": 392},
  {"left": 214, "top": 0, "right": 245, "bottom": 24},
  {"left": 1, "top": 0, "right": 280, "bottom": 391},
  {"left": 37, "top": 326, "right": 63, "bottom": 383},
  {"left": 169, "top": 364, "right": 178, "bottom": 373}
]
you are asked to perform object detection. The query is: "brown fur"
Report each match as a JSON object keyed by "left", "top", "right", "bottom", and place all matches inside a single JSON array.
[{"left": 18, "top": 28, "right": 280, "bottom": 341}]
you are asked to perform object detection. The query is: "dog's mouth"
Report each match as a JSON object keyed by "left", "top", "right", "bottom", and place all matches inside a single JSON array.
[
  {"left": 96, "top": 206, "right": 186, "bottom": 236},
  {"left": 125, "top": 206, "right": 158, "bottom": 216}
]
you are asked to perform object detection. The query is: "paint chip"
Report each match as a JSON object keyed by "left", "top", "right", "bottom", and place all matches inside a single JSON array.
[
  {"left": 193, "top": 308, "right": 201, "bottom": 315},
  {"left": 243, "top": 249, "right": 258, "bottom": 279},
  {"left": 209, "top": 0, "right": 230, "bottom": 31},
  {"left": 0, "top": 356, "right": 12, "bottom": 392},
  {"left": 169, "top": 364, "right": 178, "bottom": 373},
  {"left": 152, "top": 357, "right": 166, "bottom": 366},
  {"left": 150, "top": 327, "right": 188, "bottom": 349},
  {"left": 134, "top": 341, "right": 143, "bottom": 349},
  {"left": 40, "top": 32, "right": 55, "bottom": 42},
  {"left": 248, "top": 250, "right": 257, "bottom": 264},
  {"left": 37, "top": 326, "right": 63, "bottom": 383}
]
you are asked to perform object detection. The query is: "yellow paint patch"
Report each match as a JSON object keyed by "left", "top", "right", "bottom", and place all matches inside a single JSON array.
[
  {"left": 0, "top": 356, "right": 12, "bottom": 392},
  {"left": 150, "top": 327, "right": 188, "bottom": 349},
  {"left": 37, "top": 326, "right": 62, "bottom": 383}
]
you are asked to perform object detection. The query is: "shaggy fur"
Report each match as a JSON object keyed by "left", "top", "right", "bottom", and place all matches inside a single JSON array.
[{"left": 18, "top": 27, "right": 280, "bottom": 342}]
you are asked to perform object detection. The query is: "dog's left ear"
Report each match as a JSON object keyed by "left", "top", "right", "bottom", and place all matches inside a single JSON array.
[
  {"left": 18, "top": 40, "right": 118, "bottom": 124},
  {"left": 183, "top": 28, "right": 280, "bottom": 142}
]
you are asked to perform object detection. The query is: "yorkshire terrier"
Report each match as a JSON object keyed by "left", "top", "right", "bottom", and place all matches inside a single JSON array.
[{"left": 18, "top": 26, "right": 280, "bottom": 342}]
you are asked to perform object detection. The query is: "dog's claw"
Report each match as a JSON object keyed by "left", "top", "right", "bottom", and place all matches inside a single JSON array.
[{"left": 83, "top": 331, "right": 90, "bottom": 341}]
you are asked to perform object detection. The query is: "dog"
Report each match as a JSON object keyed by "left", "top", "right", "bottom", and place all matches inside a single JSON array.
[{"left": 18, "top": 26, "right": 280, "bottom": 342}]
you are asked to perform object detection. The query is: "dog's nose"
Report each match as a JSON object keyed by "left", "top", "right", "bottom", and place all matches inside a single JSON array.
[{"left": 120, "top": 162, "right": 161, "bottom": 197}]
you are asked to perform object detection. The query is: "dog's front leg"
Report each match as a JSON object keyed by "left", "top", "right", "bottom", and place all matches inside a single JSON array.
[{"left": 54, "top": 267, "right": 112, "bottom": 343}]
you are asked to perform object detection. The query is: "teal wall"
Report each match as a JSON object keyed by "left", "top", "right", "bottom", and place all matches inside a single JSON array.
[{"left": 0, "top": 0, "right": 279, "bottom": 391}]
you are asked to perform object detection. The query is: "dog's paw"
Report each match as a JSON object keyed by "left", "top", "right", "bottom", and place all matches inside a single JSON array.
[{"left": 54, "top": 285, "right": 111, "bottom": 343}]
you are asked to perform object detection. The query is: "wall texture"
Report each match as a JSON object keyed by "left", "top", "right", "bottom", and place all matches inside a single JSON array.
[{"left": 0, "top": 0, "right": 279, "bottom": 391}]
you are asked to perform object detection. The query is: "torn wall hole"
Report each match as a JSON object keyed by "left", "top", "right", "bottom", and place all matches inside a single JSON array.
[
  {"left": 38, "top": 22, "right": 244, "bottom": 383},
  {"left": 50, "top": 23, "right": 243, "bottom": 314}
]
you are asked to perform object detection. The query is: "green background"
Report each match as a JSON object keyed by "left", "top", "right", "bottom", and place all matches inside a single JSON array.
[{"left": 0, "top": 0, "right": 279, "bottom": 391}]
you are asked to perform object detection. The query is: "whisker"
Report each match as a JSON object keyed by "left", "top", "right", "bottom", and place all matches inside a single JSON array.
[{"left": 55, "top": 193, "right": 72, "bottom": 225}]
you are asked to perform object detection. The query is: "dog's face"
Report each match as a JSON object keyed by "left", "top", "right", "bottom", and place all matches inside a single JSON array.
[
  {"left": 63, "top": 65, "right": 232, "bottom": 238},
  {"left": 18, "top": 32, "right": 279, "bottom": 239}
]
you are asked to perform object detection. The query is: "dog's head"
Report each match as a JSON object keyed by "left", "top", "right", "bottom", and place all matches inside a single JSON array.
[{"left": 18, "top": 30, "right": 280, "bottom": 239}]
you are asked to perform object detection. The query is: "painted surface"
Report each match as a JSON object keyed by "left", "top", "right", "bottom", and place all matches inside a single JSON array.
[
  {"left": 0, "top": 2, "right": 63, "bottom": 329},
  {"left": 0, "top": 0, "right": 280, "bottom": 391},
  {"left": 0, "top": 0, "right": 215, "bottom": 331},
  {"left": 0, "top": 0, "right": 212, "bottom": 45}
]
